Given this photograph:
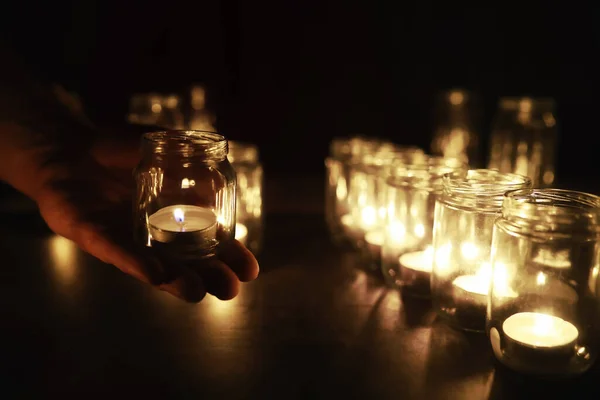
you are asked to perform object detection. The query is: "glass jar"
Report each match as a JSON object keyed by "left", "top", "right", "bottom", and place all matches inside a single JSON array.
[
  {"left": 228, "top": 141, "right": 263, "bottom": 254},
  {"left": 347, "top": 147, "right": 426, "bottom": 270},
  {"left": 324, "top": 136, "right": 397, "bottom": 245},
  {"left": 381, "top": 157, "right": 467, "bottom": 297},
  {"left": 134, "top": 131, "right": 236, "bottom": 265},
  {"left": 431, "top": 89, "right": 482, "bottom": 167},
  {"left": 431, "top": 169, "right": 531, "bottom": 332},
  {"left": 487, "top": 97, "right": 557, "bottom": 187},
  {"left": 488, "top": 189, "right": 600, "bottom": 377}
]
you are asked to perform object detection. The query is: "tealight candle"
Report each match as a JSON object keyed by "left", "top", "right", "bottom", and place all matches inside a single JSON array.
[
  {"left": 490, "top": 312, "right": 579, "bottom": 375},
  {"left": 148, "top": 205, "right": 217, "bottom": 243},
  {"left": 147, "top": 205, "right": 219, "bottom": 263},
  {"left": 398, "top": 246, "right": 434, "bottom": 298},
  {"left": 449, "top": 263, "right": 517, "bottom": 331},
  {"left": 235, "top": 222, "right": 248, "bottom": 245}
]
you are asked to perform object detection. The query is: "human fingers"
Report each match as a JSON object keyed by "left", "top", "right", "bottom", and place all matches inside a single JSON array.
[
  {"left": 217, "top": 239, "right": 260, "bottom": 282},
  {"left": 192, "top": 258, "right": 241, "bottom": 300}
]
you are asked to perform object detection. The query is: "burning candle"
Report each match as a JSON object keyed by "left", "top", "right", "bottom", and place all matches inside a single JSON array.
[
  {"left": 491, "top": 312, "right": 580, "bottom": 374},
  {"left": 398, "top": 246, "right": 434, "bottom": 298},
  {"left": 148, "top": 205, "right": 217, "bottom": 243},
  {"left": 235, "top": 222, "right": 248, "bottom": 245},
  {"left": 449, "top": 262, "right": 517, "bottom": 331},
  {"left": 503, "top": 312, "right": 578, "bottom": 348},
  {"left": 400, "top": 246, "right": 434, "bottom": 274}
]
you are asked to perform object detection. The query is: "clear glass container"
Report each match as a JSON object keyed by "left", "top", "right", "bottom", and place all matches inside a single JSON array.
[
  {"left": 381, "top": 157, "right": 467, "bottom": 297},
  {"left": 134, "top": 131, "right": 236, "bottom": 265},
  {"left": 347, "top": 147, "right": 426, "bottom": 270},
  {"left": 324, "top": 136, "right": 397, "bottom": 245},
  {"left": 228, "top": 141, "right": 263, "bottom": 254},
  {"left": 431, "top": 89, "right": 482, "bottom": 167},
  {"left": 128, "top": 93, "right": 185, "bottom": 129},
  {"left": 487, "top": 97, "right": 558, "bottom": 187},
  {"left": 431, "top": 169, "right": 532, "bottom": 332},
  {"left": 488, "top": 189, "right": 600, "bottom": 377}
]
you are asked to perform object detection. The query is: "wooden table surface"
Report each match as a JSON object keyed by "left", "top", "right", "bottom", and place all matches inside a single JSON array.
[{"left": 2, "top": 175, "right": 600, "bottom": 399}]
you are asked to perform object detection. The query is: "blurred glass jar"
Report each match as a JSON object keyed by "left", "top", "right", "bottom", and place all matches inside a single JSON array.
[
  {"left": 134, "top": 131, "right": 236, "bottom": 265},
  {"left": 488, "top": 189, "right": 600, "bottom": 377},
  {"left": 128, "top": 93, "right": 185, "bottom": 129},
  {"left": 189, "top": 85, "right": 217, "bottom": 131},
  {"left": 228, "top": 141, "right": 263, "bottom": 254},
  {"left": 431, "top": 89, "right": 482, "bottom": 167},
  {"left": 381, "top": 156, "right": 467, "bottom": 297},
  {"left": 347, "top": 147, "right": 427, "bottom": 270},
  {"left": 324, "top": 136, "right": 396, "bottom": 245},
  {"left": 431, "top": 169, "right": 531, "bottom": 332},
  {"left": 487, "top": 97, "right": 558, "bottom": 187}
]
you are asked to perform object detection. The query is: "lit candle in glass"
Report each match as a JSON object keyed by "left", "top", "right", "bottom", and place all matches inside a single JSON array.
[
  {"left": 431, "top": 169, "right": 531, "bottom": 332},
  {"left": 148, "top": 205, "right": 217, "bottom": 243},
  {"left": 381, "top": 156, "right": 466, "bottom": 297},
  {"left": 488, "top": 188, "right": 600, "bottom": 377}
]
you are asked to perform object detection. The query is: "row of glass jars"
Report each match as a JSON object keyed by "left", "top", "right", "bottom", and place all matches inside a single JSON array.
[{"left": 325, "top": 136, "right": 600, "bottom": 378}]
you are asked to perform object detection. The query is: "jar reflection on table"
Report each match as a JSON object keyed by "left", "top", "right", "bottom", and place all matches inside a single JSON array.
[
  {"left": 431, "top": 169, "right": 531, "bottom": 332},
  {"left": 431, "top": 89, "right": 482, "bottom": 168},
  {"left": 346, "top": 146, "right": 426, "bottom": 270},
  {"left": 128, "top": 93, "right": 185, "bottom": 129},
  {"left": 488, "top": 189, "right": 600, "bottom": 377},
  {"left": 487, "top": 97, "right": 557, "bottom": 187},
  {"left": 324, "top": 136, "right": 398, "bottom": 245},
  {"left": 381, "top": 156, "right": 467, "bottom": 297},
  {"left": 133, "top": 131, "right": 236, "bottom": 265},
  {"left": 228, "top": 141, "right": 263, "bottom": 254}
]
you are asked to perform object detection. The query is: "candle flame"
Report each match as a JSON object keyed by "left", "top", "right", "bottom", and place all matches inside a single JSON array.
[{"left": 173, "top": 208, "right": 185, "bottom": 223}]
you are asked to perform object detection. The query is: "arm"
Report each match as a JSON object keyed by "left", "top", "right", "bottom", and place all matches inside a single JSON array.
[{"left": 0, "top": 40, "right": 99, "bottom": 200}]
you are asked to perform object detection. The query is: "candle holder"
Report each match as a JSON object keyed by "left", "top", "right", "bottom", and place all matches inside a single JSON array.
[
  {"left": 134, "top": 131, "right": 236, "bottom": 266},
  {"left": 431, "top": 169, "right": 531, "bottom": 332},
  {"left": 381, "top": 156, "right": 467, "bottom": 297},
  {"left": 488, "top": 189, "right": 600, "bottom": 377},
  {"left": 487, "top": 97, "right": 557, "bottom": 187},
  {"left": 228, "top": 141, "right": 263, "bottom": 254},
  {"left": 347, "top": 146, "right": 426, "bottom": 270}
]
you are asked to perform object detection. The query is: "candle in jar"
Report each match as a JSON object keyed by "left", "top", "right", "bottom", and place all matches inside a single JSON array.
[
  {"left": 503, "top": 312, "right": 578, "bottom": 348},
  {"left": 235, "top": 222, "right": 248, "bottom": 245},
  {"left": 452, "top": 262, "right": 517, "bottom": 304},
  {"left": 148, "top": 205, "right": 217, "bottom": 243},
  {"left": 364, "top": 229, "right": 385, "bottom": 261},
  {"left": 399, "top": 246, "right": 434, "bottom": 274}
]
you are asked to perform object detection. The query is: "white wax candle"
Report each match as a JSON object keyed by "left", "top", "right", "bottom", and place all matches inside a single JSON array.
[
  {"left": 148, "top": 205, "right": 217, "bottom": 243},
  {"left": 235, "top": 222, "right": 248, "bottom": 245},
  {"left": 399, "top": 247, "right": 434, "bottom": 273},
  {"left": 503, "top": 312, "right": 578, "bottom": 348},
  {"left": 452, "top": 263, "right": 517, "bottom": 299},
  {"left": 453, "top": 275, "right": 489, "bottom": 296}
]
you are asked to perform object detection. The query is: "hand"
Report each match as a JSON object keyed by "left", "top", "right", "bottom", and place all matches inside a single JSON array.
[{"left": 34, "top": 134, "right": 259, "bottom": 302}]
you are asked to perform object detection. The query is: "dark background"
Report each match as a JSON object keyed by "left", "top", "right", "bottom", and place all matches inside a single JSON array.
[{"left": 1, "top": 0, "right": 599, "bottom": 182}]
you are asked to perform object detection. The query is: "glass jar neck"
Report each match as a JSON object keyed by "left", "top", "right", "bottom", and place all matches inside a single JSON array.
[
  {"left": 501, "top": 189, "right": 600, "bottom": 237},
  {"left": 442, "top": 169, "right": 532, "bottom": 212},
  {"left": 387, "top": 156, "right": 467, "bottom": 192},
  {"left": 142, "top": 131, "right": 228, "bottom": 162}
]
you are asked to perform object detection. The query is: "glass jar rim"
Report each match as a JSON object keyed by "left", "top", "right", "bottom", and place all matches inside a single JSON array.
[
  {"left": 386, "top": 156, "right": 467, "bottom": 191},
  {"left": 143, "top": 130, "right": 227, "bottom": 158},
  {"left": 501, "top": 188, "right": 600, "bottom": 237},
  {"left": 442, "top": 169, "right": 532, "bottom": 211}
]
